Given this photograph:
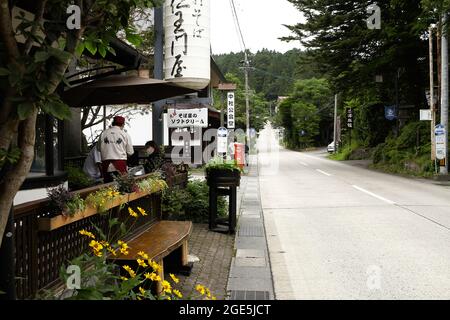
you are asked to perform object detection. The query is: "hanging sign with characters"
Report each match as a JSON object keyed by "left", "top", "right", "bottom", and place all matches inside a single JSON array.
[
  {"left": 227, "top": 92, "right": 235, "bottom": 129},
  {"left": 163, "top": 0, "right": 210, "bottom": 90},
  {"left": 167, "top": 108, "right": 208, "bottom": 128},
  {"left": 346, "top": 108, "right": 353, "bottom": 129}
]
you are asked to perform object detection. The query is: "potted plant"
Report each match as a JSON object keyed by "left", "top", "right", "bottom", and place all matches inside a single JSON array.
[
  {"left": 39, "top": 186, "right": 90, "bottom": 231},
  {"left": 205, "top": 157, "right": 241, "bottom": 186}
]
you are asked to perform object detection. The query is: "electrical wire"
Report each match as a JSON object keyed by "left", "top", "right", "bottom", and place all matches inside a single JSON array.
[{"left": 229, "top": 0, "right": 247, "bottom": 52}]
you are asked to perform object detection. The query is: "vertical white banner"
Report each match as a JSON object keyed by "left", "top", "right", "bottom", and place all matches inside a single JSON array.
[
  {"left": 227, "top": 91, "right": 235, "bottom": 129},
  {"left": 163, "top": 0, "right": 210, "bottom": 90}
]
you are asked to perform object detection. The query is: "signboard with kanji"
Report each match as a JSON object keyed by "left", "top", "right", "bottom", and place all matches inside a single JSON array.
[
  {"left": 167, "top": 108, "right": 208, "bottom": 128},
  {"left": 227, "top": 92, "right": 235, "bottom": 129},
  {"left": 163, "top": 0, "right": 210, "bottom": 90},
  {"left": 346, "top": 108, "right": 353, "bottom": 129}
]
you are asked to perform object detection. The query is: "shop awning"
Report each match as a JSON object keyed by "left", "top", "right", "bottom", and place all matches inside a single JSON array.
[{"left": 61, "top": 75, "right": 197, "bottom": 108}]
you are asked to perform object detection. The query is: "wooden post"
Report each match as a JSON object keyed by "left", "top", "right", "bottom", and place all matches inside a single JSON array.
[
  {"left": 229, "top": 186, "right": 237, "bottom": 234},
  {"left": 181, "top": 241, "right": 189, "bottom": 266},
  {"left": 155, "top": 259, "right": 164, "bottom": 297},
  {"left": 209, "top": 185, "right": 217, "bottom": 230}
]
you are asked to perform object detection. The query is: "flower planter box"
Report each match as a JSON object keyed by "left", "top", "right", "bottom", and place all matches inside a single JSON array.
[
  {"left": 38, "top": 191, "right": 152, "bottom": 232},
  {"left": 127, "top": 190, "right": 152, "bottom": 202},
  {"left": 38, "top": 206, "right": 98, "bottom": 232},
  {"left": 206, "top": 169, "right": 241, "bottom": 187}
]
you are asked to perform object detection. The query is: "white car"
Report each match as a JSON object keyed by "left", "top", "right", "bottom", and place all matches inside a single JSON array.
[{"left": 327, "top": 141, "right": 338, "bottom": 153}]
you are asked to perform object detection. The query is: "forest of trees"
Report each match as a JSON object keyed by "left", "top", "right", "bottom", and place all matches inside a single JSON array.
[{"left": 213, "top": 48, "right": 330, "bottom": 142}]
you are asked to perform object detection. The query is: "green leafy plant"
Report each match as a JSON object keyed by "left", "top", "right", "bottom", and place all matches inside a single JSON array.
[
  {"left": 205, "top": 157, "right": 241, "bottom": 174},
  {"left": 47, "top": 186, "right": 86, "bottom": 217},
  {"left": 85, "top": 187, "right": 123, "bottom": 213},
  {"left": 137, "top": 174, "right": 168, "bottom": 194},
  {"left": 66, "top": 165, "right": 96, "bottom": 191},
  {"left": 162, "top": 181, "right": 227, "bottom": 223},
  {"left": 114, "top": 173, "right": 139, "bottom": 194}
]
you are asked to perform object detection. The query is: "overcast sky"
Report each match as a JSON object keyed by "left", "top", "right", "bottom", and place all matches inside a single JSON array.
[{"left": 210, "top": 0, "right": 305, "bottom": 55}]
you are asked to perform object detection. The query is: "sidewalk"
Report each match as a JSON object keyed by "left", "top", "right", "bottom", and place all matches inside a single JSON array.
[
  {"left": 175, "top": 158, "right": 274, "bottom": 300},
  {"left": 226, "top": 155, "right": 274, "bottom": 300},
  {"left": 175, "top": 223, "right": 234, "bottom": 300}
]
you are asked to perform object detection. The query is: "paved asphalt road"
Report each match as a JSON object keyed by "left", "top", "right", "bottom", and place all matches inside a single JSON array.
[{"left": 257, "top": 124, "right": 450, "bottom": 299}]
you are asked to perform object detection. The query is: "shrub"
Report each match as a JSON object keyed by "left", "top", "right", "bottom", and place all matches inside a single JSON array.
[
  {"left": 66, "top": 165, "right": 95, "bottom": 191},
  {"left": 162, "top": 180, "right": 227, "bottom": 223}
]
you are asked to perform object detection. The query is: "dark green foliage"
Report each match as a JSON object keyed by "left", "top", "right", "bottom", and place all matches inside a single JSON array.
[
  {"left": 114, "top": 173, "right": 138, "bottom": 194},
  {"left": 162, "top": 180, "right": 227, "bottom": 223},
  {"left": 66, "top": 166, "right": 95, "bottom": 191},
  {"left": 205, "top": 157, "right": 241, "bottom": 173},
  {"left": 276, "top": 78, "right": 333, "bottom": 148},
  {"left": 371, "top": 121, "right": 435, "bottom": 176},
  {"left": 214, "top": 49, "right": 305, "bottom": 98}
]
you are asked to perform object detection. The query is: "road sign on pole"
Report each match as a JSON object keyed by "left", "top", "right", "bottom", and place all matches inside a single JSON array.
[
  {"left": 217, "top": 127, "right": 228, "bottom": 154},
  {"left": 435, "top": 124, "right": 446, "bottom": 160}
]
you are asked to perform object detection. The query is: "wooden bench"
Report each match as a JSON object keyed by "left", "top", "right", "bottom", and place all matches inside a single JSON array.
[{"left": 111, "top": 220, "right": 193, "bottom": 295}]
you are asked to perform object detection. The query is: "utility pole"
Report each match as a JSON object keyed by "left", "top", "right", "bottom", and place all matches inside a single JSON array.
[
  {"left": 430, "top": 26, "right": 436, "bottom": 162},
  {"left": 243, "top": 51, "right": 251, "bottom": 145},
  {"left": 333, "top": 94, "right": 338, "bottom": 154},
  {"left": 441, "top": 13, "right": 448, "bottom": 175}
]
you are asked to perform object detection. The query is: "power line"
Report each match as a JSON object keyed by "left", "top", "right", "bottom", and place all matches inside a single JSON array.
[{"left": 229, "top": 0, "right": 247, "bottom": 52}]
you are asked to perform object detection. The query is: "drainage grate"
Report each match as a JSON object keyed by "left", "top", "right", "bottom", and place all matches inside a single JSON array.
[
  {"left": 238, "top": 225, "right": 264, "bottom": 237},
  {"left": 229, "top": 290, "right": 270, "bottom": 300}
]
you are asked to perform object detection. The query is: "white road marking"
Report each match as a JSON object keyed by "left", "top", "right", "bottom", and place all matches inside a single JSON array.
[
  {"left": 316, "top": 169, "right": 332, "bottom": 176},
  {"left": 352, "top": 185, "right": 396, "bottom": 205},
  {"left": 300, "top": 161, "right": 309, "bottom": 166}
]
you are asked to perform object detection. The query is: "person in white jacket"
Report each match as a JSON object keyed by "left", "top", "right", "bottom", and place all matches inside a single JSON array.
[{"left": 97, "top": 116, "right": 134, "bottom": 182}]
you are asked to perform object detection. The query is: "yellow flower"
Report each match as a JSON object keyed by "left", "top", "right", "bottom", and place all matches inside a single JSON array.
[
  {"left": 137, "top": 259, "right": 148, "bottom": 268},
  {"left": 161, "top": 280, "right": 172, "bottom": 294},
  {"left": 138, "top": 251, "right": 149, "bottom": 260},
  {"left": 118, "top": 240, "right": 129, "bottom": 249},
  {"left": 128, "top": 207, "right": 139, "bottom": 218},
  {"left": 123, "top": 265, "right": 136, "bottom": 278},
  {"left": 139, "top": 287, "right": 146, "bottom": 295},
  {"left": 173, "top": 289, "right": 183, "bottom": 299},
  {"left": 117, "top": 240, "right": 129, "bottom": 255},
  {"left": 195, "top": 284, "right": 206, "bottom": 295},
  {"left": 107, "top": 247, "right": 117, "bottom": 256},
  {"left": 149, "top": 260, "right": 162, "bottom": 273},
  {"left": 144, "top": 272, "right": 161, "bottom": 282},
  {"left": 89, "top": 240, "right": 103, "bottom": 256},
  {"left": 169, "top": 273, "right": 180, "bottom": 284},
  {"left": 79, "top": 229, "right": 95, "bottom": 239},
  {"left": 121, "top": 276, "right": 128, "bottom": 281},
  {"left": 212, "top": 296, "right": 217, "bottom": 300},
  {"left": 100, "top": 240, "right": 110, "bottom": 247},
  {"left": 137, "top": 207, "right": 148, "bottom": 216}
]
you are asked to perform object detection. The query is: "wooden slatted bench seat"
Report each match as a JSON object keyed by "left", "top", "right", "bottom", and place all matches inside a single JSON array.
[{"left": 111, "top": 220, "right": 193, "bottom": 295}]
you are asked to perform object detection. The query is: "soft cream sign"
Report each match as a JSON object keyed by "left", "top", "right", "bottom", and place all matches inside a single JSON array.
[
  {"left": 163, "top": 0, "right": 210, "bottom": 90},
  {"left": 168, "top": 108, "right": 208, "bottom": 128}
]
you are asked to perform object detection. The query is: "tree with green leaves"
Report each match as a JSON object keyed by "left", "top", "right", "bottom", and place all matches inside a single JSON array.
[
  {"left": 277, "top": 78, "right": 332, "bottom": 148},
  {"left": 0, "top": 0, "right": 159, "bottom": 247}
]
